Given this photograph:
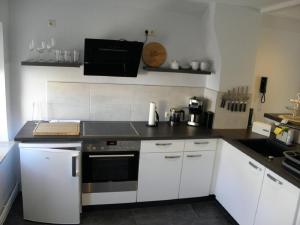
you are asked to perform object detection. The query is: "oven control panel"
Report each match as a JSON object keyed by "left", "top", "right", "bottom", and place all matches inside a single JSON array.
[{"left": 83, "top": 140, "right": 141, "bottom": 152}]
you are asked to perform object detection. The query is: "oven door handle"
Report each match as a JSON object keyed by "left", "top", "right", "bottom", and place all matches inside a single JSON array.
[{"left": 89, "top": 154, "right": 135, "bottom": 158}]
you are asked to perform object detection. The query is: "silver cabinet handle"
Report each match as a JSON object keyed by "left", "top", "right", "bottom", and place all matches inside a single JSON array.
[
  {"left": 267, "top": 173, "right": 283, "bottom": 185},
  {"left": 187, "top": 154, "right": 202, "bottom": 158},
  {"left": 72, "top": 155, "right": 80, "bottom": 177},
  {"left": 194, "top": 141, "right": 209, "bottom": 145},
  {"left": 156, "top": 143, "right": 172, "bottom": 146},
  {"left": 165, "top": 155, "right": 181, "bottom": 159},
  {"left": 249, "top": 161, "right": 262, "bottom": 171},
  {"left": 89, "top": 154, "right": 135, "bottom": 158},
  {"left": 72, "top": 156, "right": 77, "bottom": 177}
]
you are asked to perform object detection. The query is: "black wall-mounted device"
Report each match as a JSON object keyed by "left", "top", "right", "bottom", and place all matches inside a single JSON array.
[
  {"left": 84, "top": 39, "right": 144, "bottom": 77},
  {"left": 260, "top": 77, "right": 268, "bottom": 94},
  {"left": 259, "top": 77, "right": 268, "bottom": 103}
]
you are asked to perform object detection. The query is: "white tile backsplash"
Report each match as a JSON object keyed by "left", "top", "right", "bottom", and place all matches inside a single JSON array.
[
  {"left": 90, "top": 84, "right": 135, "bottom": 105},
  {"left": 91, "top": 104, "right": 132, "bottom": 121},
  {"left": 47, "top": 82, "right": 205, "bottom": 121},
  {"left": 47, "top": 82, "right": 90, "bottom": 120},
  {"left": 130, "top": 103, "right": 150, "bottom": 121},
  {"left": 47, "top": 81, "right": 253, "bottom": 128}
]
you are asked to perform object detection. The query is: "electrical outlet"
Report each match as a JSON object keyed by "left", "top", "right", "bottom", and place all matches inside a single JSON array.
[
  {"left": 149, "top": 30, "right": 155, "bottom": 36},
  {"left": 145, "top": 29, "right": 155, "bottom": 36},
  {"left": 48, "top": 19, "right": 56, "bottom": 28}
]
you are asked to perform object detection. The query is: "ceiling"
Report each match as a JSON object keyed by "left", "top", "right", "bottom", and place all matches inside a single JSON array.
[
  {"left": 121, "top": 0, "right": 300, "bottom": 19},
  {"left": 270, "top": 4, "right": 300, "bottom": 20},
  {"left": 191, "top": 0, "right": 293, "bottom": 9},
  {"left": 197, "top": 0, "right": 300, "bottom": 20}
]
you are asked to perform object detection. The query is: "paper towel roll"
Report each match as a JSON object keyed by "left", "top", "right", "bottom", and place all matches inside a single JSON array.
[{"left": 148, "top": 102, "right": 156, "bottom": 126}]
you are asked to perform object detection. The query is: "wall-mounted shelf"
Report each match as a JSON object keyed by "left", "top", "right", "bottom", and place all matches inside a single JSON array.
[
  {"left": 21, "top": 61, "right": 82, "bottom": 68},
  {"left": 264, "top": 113, "right": 300, "bottom": 131},
  {"left": 143, "top": 66, "right": 213, "bottom": 75}
]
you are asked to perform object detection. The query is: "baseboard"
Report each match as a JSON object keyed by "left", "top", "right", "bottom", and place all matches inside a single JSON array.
[
  {"left": 83, "top": 195, "right": 216, "bottom": 211},
  {"left": 0, "top": 182, "right": 19, "bottom": 225}
]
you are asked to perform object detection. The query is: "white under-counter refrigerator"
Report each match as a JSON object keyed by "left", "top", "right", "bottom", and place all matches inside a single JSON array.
[{"left": 19, "top": 142, "right": 81, "bottom": 224}]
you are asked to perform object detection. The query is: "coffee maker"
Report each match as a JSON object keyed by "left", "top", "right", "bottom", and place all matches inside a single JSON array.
[{"left": 187, "top": 97, "right": 204, "bottom": 127}]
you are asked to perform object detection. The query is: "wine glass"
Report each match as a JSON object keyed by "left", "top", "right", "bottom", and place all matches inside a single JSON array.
[
  {"left": 50, "top": 38, "right": 55, "bottom": 49},
  {"left": 46, "top": 38, "right": 56, "bottom": 62},
  {"left": 29, "top": 40, "right": 35, "bottom": 61},
  {"left": 37, "top": 41, "right": 46, "bottom": 62}
]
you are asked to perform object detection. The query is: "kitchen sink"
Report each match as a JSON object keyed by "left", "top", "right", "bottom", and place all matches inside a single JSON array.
[{"left": 237, "top": 139, "right": 287, "bottom": 158}]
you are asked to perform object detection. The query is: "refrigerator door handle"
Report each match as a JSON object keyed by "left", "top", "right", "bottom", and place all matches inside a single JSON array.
[{"left": 72, "top": 156, "right": 77, "bottom": 177}]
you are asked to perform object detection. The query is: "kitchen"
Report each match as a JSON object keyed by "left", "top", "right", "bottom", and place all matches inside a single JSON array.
[{"left": 1, "top": 0, "right": 300, "bottom": 225}]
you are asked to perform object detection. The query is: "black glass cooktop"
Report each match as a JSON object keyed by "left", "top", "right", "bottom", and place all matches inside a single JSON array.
[{"left": 83, "top": 122, "right": 139, "bottom": 137}]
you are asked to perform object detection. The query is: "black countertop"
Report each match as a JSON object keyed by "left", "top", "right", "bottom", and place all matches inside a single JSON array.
[
  {"left": 15, "top": 121, "right": 268, "bottom": 142},
  {"left": 15, "top": 121, "right": 222, "bottom": 142},
  {"left": 15, "top": 121, "right": 300, "bottom": 189}
]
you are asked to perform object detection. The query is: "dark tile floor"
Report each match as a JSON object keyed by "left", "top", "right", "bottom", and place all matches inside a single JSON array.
[{"left": 4, "top": 195, "right": 238, "bottom": 225}]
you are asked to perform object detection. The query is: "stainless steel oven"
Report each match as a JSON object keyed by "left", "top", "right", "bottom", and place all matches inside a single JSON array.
[{"left": 82, "top": 140, "right": 140, "bottom": 193}]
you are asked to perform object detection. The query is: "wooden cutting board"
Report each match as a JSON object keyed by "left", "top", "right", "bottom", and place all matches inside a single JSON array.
[
  {"left": 33, "top": 122, "right": 80, "bottom": 136},
  {"left": 142, "top": 42, "right": 167, "bottom": 68}
]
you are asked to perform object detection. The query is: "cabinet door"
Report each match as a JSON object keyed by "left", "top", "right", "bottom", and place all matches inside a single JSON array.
[
  {"left": 254, "top": 169, "right": 300, "bottom": 225},
  {"left": 296, "top": 204, "right": 300, "bottom": 225},
  {"left": 215, "top": 141, "right": 265, "bottom": 225},
  {"left": 20, "top": 148, "right": 81, "bottom": 224},
  {"left": 179, "top": 151, "right": 215, "bottom": 198},
  {"left": 137, "top": 152, "right": 183, "bottom": 202}
]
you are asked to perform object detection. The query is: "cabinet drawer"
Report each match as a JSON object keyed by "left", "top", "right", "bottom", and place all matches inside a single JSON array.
[
  {"left": 141, "top": 140, "right": 185, "bottom": 153},
  {"left": 184, "top": 139, "right": 217, "bottom": 151}
]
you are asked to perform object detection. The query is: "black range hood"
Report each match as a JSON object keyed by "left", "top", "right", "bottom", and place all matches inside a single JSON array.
[{"left": 84, "top": 39, "right": 144, "bottom": 77}]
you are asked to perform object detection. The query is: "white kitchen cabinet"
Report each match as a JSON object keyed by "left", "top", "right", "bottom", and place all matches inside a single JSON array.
[
  {"left": 215, "top": 141, "right": 265, "bottom": 225},
  {"left": 20, "top": 143, "right": 81, "bottom": 224},
  {"left": 137, "top": 152, "right": 183, "bottom": 202},
  {"left": 296, "top": 202, "right": 300, "bottom": 225},
  {"left": 254, "top": 169, "right": 300, "bottom": 225},
  {"left": 179, "top": 151, "right": 215, "bottom": 198}
]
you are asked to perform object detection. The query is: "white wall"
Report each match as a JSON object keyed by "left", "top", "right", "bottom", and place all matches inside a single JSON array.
[
  {"left": 205, "top": 2, "right": 222, "bottom": 91},
  {"left": 9, "top": 0, "right": 211, "bottom": 63},
  {"left": 0, "top": 0, "right": 10, "bottom": 141},
  {"left": 8, "top": 0, "right": 218, "bottom": 135},
  {"left": 253, "top": 15, "right": 300, "bottom": 121},
  {"left": 215, "top": 4, "right": 260, "bottom": 92},
  {"left": 0, "top": 145, "right": 19, "bottom": 221},
  {"left": 0, "top": 0, "right": 9, "bottom": 58},
  {"left": 0, "top": 24, "right": 8, "bottom": 141},
  {"left": 208, "top": 4, "right": 261, "bottom": 129}
]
